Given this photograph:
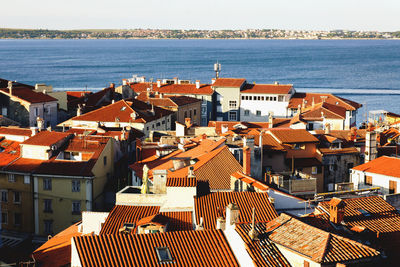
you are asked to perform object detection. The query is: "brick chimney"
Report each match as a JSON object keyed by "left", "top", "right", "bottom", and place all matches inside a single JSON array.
[
  {"left": 329, "top": 197, "right": 346, "bottom": 224},
  {"left": 243, "top": 146, "right": 251, "bottom": 176}
]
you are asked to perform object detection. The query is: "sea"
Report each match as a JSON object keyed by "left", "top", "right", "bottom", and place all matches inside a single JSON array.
[{"left": 1, "top": 39, "right": 400, "bottom": 122}]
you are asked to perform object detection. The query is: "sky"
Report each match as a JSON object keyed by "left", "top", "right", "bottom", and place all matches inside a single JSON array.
[{"left": 1, "top": 0, "right": 400, "bottom": 31}]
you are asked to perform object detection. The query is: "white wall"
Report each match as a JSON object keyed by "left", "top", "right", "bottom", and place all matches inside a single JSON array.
[
  {"left": 351, "top": 169, "right": 400, "bottom": 195},
  {"left": 224, "top": 227, "right": 256, "bottom": 267},
  {"left": 71, "top": 237, "right": 82, "bottom": 267},
  {"left": 81, "top": 211, "right": 109, "bottom": 235},
  {"left": 240, "top": 93, "right": 290, "bottom": 119},
  {"left": 163, "top": 187, "right": 197, "bottom": 210},
  {"left": 267, "top": 188, "right": 314, "bottom": 216},
  {"left": 275, "top": 244, "right": 320, "bottom": 267}
]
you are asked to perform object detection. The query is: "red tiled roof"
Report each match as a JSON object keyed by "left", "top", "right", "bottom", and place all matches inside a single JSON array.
[
  {"left": 318, "top": 147, "right": 359, "bottom": 155},
  {"left": 288, "top": 92, "right": 361, "bottom": 111},
  {"left": 21, "top": 131, "right": 71, "bottom": 146},
  {"left": 0, "top": 127, "right": 32, "bottom": 137},
  {"left": 32, "top": 222, "right": 82, "bottom": 267},
  {"left": 296, "top": 102, "right": 347, "bottom": 121},
  {"left": 231, "top": 172, "right": 270, "bottom": 191},
  {"left": 208, "top": 121, "right": 271, "bottom": 135},
  {"left": 0, "top": 139, "right": 21, "bottom": 168},
  {"left": 267, "top": 213, "right": 380, "bottom": 264},
  {"left": 212, "top": 78, "right": 246, "bottom": 87},
  {"left": 66, "top": 91, "right": 92, "bottom": 102},
  {"left": 0, "top": 87, "right": 57, "bottom": 104},
  {"left": 241, "top": 83, "right": 293, "bottom": 94},
  {"left": 71, "top": 99, "right": 173, "bottom": 124},
  {"left": 268, "top": 128, "right": 319, "bottom": 144},
  {"left": 352, "top": 156, "right": 400, "bottom": 178},
  {"left": 99, "top": 205, "right": 193, "bottom": 235},
  {"left": 235, "top": 223, "right": 290, "bottom": 267},
  {"left": 254, "top": 133, "right": 286, "bottom": 151},
  {"left": 131, "top": 82, "right": 214, "bottom": 95},
  {"left": 166, "top": 177, "right": 196, "bottom": 187},
  {"left": 194, "top": 191, "right": 278, "bottom": 230},
  {"left": 73, "top": 229, "right": 239, "bottom": 267}
]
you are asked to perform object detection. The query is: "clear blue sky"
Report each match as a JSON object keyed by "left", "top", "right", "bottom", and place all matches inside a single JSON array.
[{"left": 2, "top": 0, "right": 399, "bottom": 31}]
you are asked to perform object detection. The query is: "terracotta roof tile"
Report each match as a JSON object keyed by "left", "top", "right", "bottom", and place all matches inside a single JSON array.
[
  {"left": 32, "top": 222, "right": 82, "bottom": 267},
  {"left": 0, "top": 87, "right": 57, "bottom": 104},
  {"left": 131, "top": 82, "right": 214, "bottom": 95},
  {"left": 212, "top": 78, "right": 246, "bottom": 87},
  {"left": 288, "top": 92, "right": 361, "bottom": 111},
  {"left": 0, "top": 127, "right": 32, "bottom": 137},
  {"left": 254, "top": 133, "right": 285, "bottom": 151},
  {"left": 352, "top": 156, "right": 400, "bottom": 178},
  {"left": 231, "top": 172, "right": 270, "bottom": 191},
  {"left": 268, "top": 128, "right": 319, "bottom": 144},
  {"left": 235, "top": 223, "right": 291, "bottom": 267},
  {"left": 194, "top": 191, "right": 278, "bottom": 230},
  {"left": 266, "top": 213, "right": 380, "bottom": 264},
  {"left": 73, "top": 229, "right": 239, "bottom": 267},
  {"left": 0, "top": 139, "right": 21, "bottom": 168},
  {"left": 21, "top": 131, "right": 71, "bottom": 146},
  {"left": 166, "top": 177, "right": 196, "bottom": 187},
  {"left": 241, "top": 83, "right": 293, "bottom": 94}
]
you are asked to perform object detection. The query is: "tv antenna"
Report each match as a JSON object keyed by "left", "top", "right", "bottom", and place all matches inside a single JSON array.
[{"left": 214, "top": 61, "right": 221, "bottom": 78}]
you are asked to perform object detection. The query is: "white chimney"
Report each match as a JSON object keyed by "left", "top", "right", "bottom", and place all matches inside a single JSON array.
[
  {"left": 174, "top": 77, "right": 178, "bottom": 84},
  {"left": 211, "top": 78, "right": 216, "bottom": 84},
  {"left": 195, "top": 80, "right": 200, "bottom": 89},
  {"left": 157, "top": 79, "right": 161, "bottom": 88},
  {"left": 153, "top": 169, "right": 167, "bottom": 194},
  {"left": 365, "top": 131, "right": 377, "bottom": 163},
  {"left": 226, "top": 203, "right": 240, "bottom": 230},
  {"left": 122, "top": 79, "right": 127, "bottom": 85},
  {"left": 30, "top": 127, "right": 38, "bottom": 136},
  {"left": 77, "top": 105, "right": 82, "bottom": 116},
  {"left": 216, "top": 217, "right": 226, "bottom": 230},
  {"left": 274, "top": 81, "right": 279, "bottom": 85},
  {"left": 8, "top": 81, "right": 13, "bottom": 95}
]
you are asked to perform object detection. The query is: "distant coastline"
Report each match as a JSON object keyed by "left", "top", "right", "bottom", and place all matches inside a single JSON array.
[{"left": 1, "top": 28, "right": 400, "bottom": 40}]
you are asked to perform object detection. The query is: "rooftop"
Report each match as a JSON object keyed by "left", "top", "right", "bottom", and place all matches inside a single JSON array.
[
  {"left": 0, "top": 87, "right": 57, "bottom": 104},
  {"left": 130, "top": 82, "right": 214, "bottom": 95},
  {"left": 21, "top": 131, "right": 71, "bottom": 147},
  {"left": 352, "top": 156, "right": 400, "bottom": 178},
  {"left": 212, "top": 78, "right": 246, "bottom": 87},
  {"left": 241, "top": 83, "right": 293, "bottom": 95},
  {"left": 268, "top": 128, "right": 319, "bottom": 144},
  {"left": 288, "top": 92, "right": 362, "bottom": 111}
]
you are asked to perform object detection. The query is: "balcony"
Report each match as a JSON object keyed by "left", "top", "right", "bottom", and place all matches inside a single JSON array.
[{"left": 271, "top": 174, "right": 316, "bottom": 196}]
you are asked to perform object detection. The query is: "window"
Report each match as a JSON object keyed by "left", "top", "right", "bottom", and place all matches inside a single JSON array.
[
  {"left": 156, "top": 122, "right": 160, "bottom": 127},
  {"left": 24, "top": 175, "right": 30, "bottom": 184},
  {"left": 184, "top": 111, "right": 187, "bottom": 118},
  {"left": 389, "top": 180, "right": 397, "bottom": 194},
  {"left": 155, "top": 247, "right": 173, "bottom": 263},
  {"left": 261, "top": 96, "right": 264, "bottom": 101},
  {"left": 8, "top": 174, "right": 15, "bottom": 183},
  {"left": 278, "top": 95, "right": 285, "bottom": 102},
  {"left": 14, "top": 213, "right": 21, "bottom": 226},
  {"left": 229, "top": 111, "right": 237, "bottom": 121},
  {"left": 229, "top": 101, "right": 237, "bottom": 109},
  {"left": 189, "top": 110, "right": 192, "bottom": 118},
  {"left": 43, "top": 178, "right": 52, "bottom": 190},
  {"left": 304, "top": 260, "right": 310, "bottom": 267},
  {"left": 201, "top": 107, "right": 206, "bottom": 115},
  {"left": 244, "top": 110, "right": 250, "bottom": 116},
  {"left": 241, "top": 95, "right": 245, "bottom": 100},
  {"left": 365, "top": 176, "right": 372, "bottom": 186},
  {"left": 14, "top": 191, "right": 21, "bottom": 203},
  {"left": 1, "top": 190, "right": 8, "bottom": 202},
  {"left": 1, "top": 212, "right": 8, "bottom": 224},
  {"left": 72, "top": 201, "right": 81, "bottom": 215},
  {"left": 265, "top": 96, "right": 270, "bottom": 101},
  {"left": 1, "top": 107, "right": 7, "bottom": 116},
  {"left": 103, "top": 156, "right": 107, "bottom": 166},
  {"left": 72, "top": 180, "right": 81, "bottom": 192},
  {"left": 44, "top": 220, "right": 53, "bottom": 235},
  {"left": 193, "top": 109, "right": 196, "bottom": 116},
  {"left": 44, "top": 199, "right": 52, "bottom": 213},
  {"left": 311, "top": 166, "right": 318, "bottom": 175},
  {"left": 249, "top": 96, "right": 252, "bottom": 100},
  {"left": 256, "top": 110, "right": 261, "bottom": 116}
]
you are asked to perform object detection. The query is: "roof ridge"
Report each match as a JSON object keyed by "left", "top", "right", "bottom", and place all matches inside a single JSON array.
[{"left": 314, "top": 232, "right": 331, "bottom": 262}]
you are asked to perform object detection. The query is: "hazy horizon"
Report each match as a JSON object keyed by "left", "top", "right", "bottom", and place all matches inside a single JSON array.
[{"left": 1, "top": 0, "right": 400, "bottom": 32}]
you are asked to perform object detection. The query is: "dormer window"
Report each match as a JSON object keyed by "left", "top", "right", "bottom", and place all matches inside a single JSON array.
[{"left": 155, "top": 247, "right": 173, "bottom": 263}]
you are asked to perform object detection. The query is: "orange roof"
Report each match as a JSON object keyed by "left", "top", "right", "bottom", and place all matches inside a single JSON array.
[
  {"left": 99, "top": 205, "right": 193, "bottom": 235},
  {"left": 73, "top": 229, "right": 239, "bottom": 267},
  {"left": 208, "top": 121, "right": 271, "bottom": 135},
  {"left": 194, "top": 191, "right": 278, "bottom": 230},
  {"left": 166, "top": 177, "right": 196, "bottom": 187},
  {"left": 295, "top": 102, "right": 347, "bottom": 121},
  {"left": 0, "top": 127, "right": 32, "bottom": 137},
  {"left": 241, "top": 83, "right": 293, "bottom": 94},
  {"left": 254, "top": 133, "right": 286, "bottom": 151},
  {"left": 231, "top": 172, "right": 270, "bottom": 191},
  {"left": 352, "top": 156, "right": 400, "bottom": 178},
  {"left": 0, "top": 139, "right": 21, "bottom": 168},
  {"left": 212, "top": 78, "right": 246, "bottom": 87},
  {"left": 21, "top": 131, "right": 71, "bottom": 146},
  {"left": 32, "top": 222, "right": 82, "bottom": 267},
  {"left": 236, "top": 223, "right": 291, "bottom": 267},
  {"left": 71, "top": 99, "right": 172, "bottom": 124},
  {"left": 268, "top": 128, "right": 319, "bottom": 144},
  {"left": 288, "top": 92, "right": 361, "bottom": 111},
  {"left": 0, "top": 87, "right": 57, "bottom": 104},
  {"left": 130, "top": 82, "right": 214, "bottom": 95},
  {"left": 266, "top": 213, "right": 380, "bottom": 264}
]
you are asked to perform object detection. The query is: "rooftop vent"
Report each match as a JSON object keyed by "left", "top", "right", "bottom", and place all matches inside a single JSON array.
[{"left": 155, "top": 247, "right": 173, "bottom": 263}]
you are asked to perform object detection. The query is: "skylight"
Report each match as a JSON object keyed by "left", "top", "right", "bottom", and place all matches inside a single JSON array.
[
  {"left": 358, "top": 209, "right": 371, "bottom": 217},
  {"left": 121, "top": 106, "right": 126, "bottom": 111},
  {"left": 155, "top": 247, "right": 173, "bottom": 263}
]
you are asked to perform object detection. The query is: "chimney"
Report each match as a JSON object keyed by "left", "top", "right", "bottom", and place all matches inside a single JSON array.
[
  {"left": 216, "top": 217, "right": 226, "bottom": 230},
  {"left": 153, "top": 169, "right": 167, "bottom": 194},
  {"left": 188, "top": 166, "right": 195, "bottom": 178},
  {"left": 243, "top": 146, "right": 251, "bottom": 176},
  {"left": 37, "top": 117, "right": 44, "bottom": 130},
  {"left": 248, "top": 207, "right": 258, "bottom": 240},
  {"left": 211, "top": 78, "right": 216, "bottom": 84},
  {"left": 77, "top": 104, "right": 82, "bottom": 116},
  {"left": 195, "top": 80, "right": 200, "bottom": 89},
  {"left": 109, "top": 83, "right": 115, "bottom": 89},
  {"left": 329, "top": 197, "right": 346, "bottom": 224},
  {"left": 268, "top": 112, "right": 273, "bottom": 127},
  {"left": 159, "top": 93, "right": 163, "bottom": 98},
  {"left": 365, "top": 131, "right": 377, "bottom": 163},
  {"left": 274, "top": 81, "right": 279, "bottom": 85},
  {"left": 196, "top": 217, "right": 204, "bottom": 231},
  {"left": 173, "top": 77, "right": 178, "bottom": 84},
  {"left": 157, "top": 79, "right": 161, "bottom": 88},
  {"left": 201, "top": 133, "right": 207, "bottom": 140},
  {"left": 226, "top": 203, "right": 240, "bottom": 229},
  {"left": 122, "top": 79, "right": 127, "bottom": 86},
  {"left": 30, "top": 127, "right": 38, "bottom": 136},
  {"left": 312, "top": 97, "right": 315, "bottom": 106},
  {"left": 325, "top": 123, "right": 331, "bottom": 134},
  {"left": 8, "top": 81, "right": 13, "bottom": 95}
]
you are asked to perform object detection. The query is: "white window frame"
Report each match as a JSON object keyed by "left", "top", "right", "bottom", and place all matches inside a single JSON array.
[
  {"left": 229, "top": 100, "right": 237, "bottom": 109},
  {"left": 8, "top": 174, "right": 15, "bottom": 183},
  {"left": 13, "top": 191, "right": 21, "bottom": 204},
  {"left": 24, "top": 175, "right": 30, "bottom": 184},
  {"left": 1, "top": 190, "right": 8, "bottom": 202},
  {"left": 229, "top": 111, "right": 237, "bottom": 121},
  {"left": 43, "top": 178, "right": 52, "bottom": 190},
  {"left": 72, "top": 180, "right": 81, "bottom": 192},
  {"left": 311, "top": 166, "right": 318, "bottom": 175}
]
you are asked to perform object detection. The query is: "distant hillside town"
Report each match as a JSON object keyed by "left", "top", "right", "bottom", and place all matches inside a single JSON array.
[
  {"left": 1, "top": 28, "right": 400, "bottom": 39},
  {"left": 2, "top": 65, "right": 400, "bottom": 266}
]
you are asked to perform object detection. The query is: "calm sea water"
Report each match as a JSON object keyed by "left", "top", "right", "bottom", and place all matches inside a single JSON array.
[{"left": 1, "top": 39, "right": 400, "bottom": 120}]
